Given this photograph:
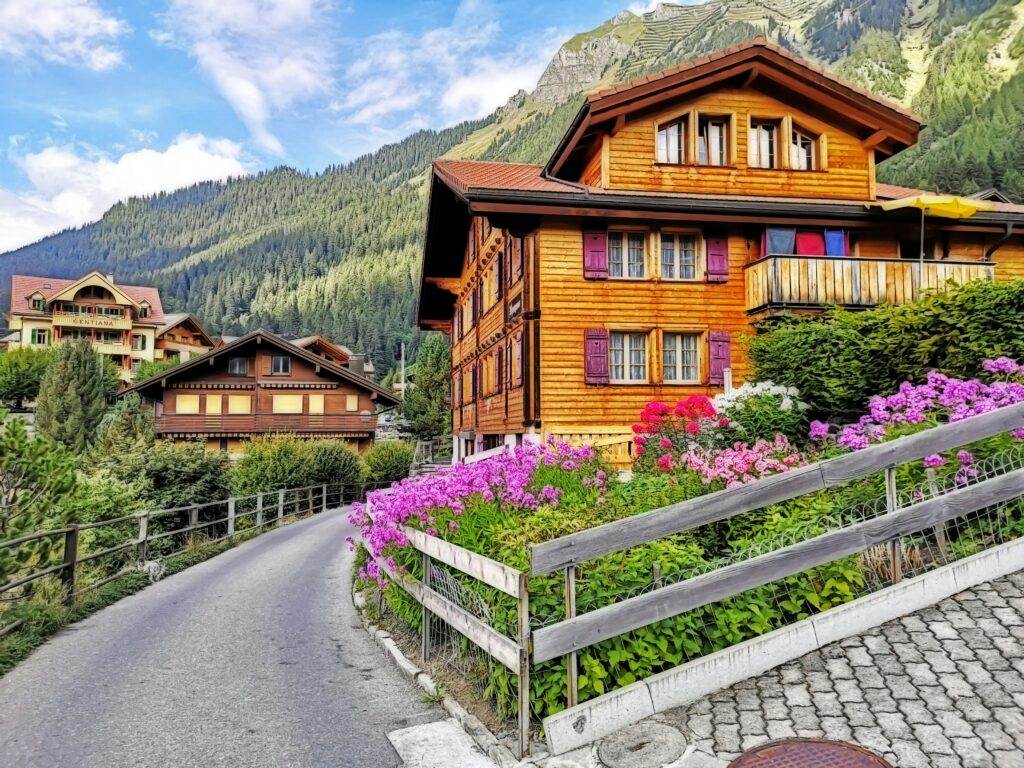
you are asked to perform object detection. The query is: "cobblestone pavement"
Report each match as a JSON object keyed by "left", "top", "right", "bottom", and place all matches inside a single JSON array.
[{"left": 645, "top": 572, "right": 1024, "bottom": 767}]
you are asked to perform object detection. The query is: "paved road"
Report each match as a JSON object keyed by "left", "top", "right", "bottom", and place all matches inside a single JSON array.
[{"left": 0, "top": 508, "right": 441, "bottom": 768}]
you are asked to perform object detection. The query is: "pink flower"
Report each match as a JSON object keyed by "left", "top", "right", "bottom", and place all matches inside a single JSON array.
[
  {"left": 658, "top": 453, "right": 674, "bottom": 471},
  {"left": 923, "top": 454, "right": 946, "bottom": 468},
  {"left": 659, "top": 437, "right": 673, "bottom": 450}
]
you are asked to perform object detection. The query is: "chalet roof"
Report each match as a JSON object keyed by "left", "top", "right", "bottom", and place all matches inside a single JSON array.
[
  {"left": 8, "top": 273, "right": 165, "bottom": 324},
  {"left": 433, "top": 160, "right": 579, "bottom": 196},
  {"left": 547, "top": 37, "right": 924, "bottom": 179},
  {"left": 156, "top": 312, "right": 216, "bottom": 347},
  {"left": 285, "top": 335, "right": 375, "bottom": 373},
  {"left": 121, "top": 328, "right": 398, "bottom": 405}
]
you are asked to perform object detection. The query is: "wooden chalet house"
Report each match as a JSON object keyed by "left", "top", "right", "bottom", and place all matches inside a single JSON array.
[
  {"left": 123, "top": 329, "right": 398, "bottom": 455},
  {"left": 417, "top": 39, "right": 1024, "bottom": 464},
  {"left": 6, "top": 271, "right": 165, "bottom": 383},
  {"left": 155, "top": 313, "right": 217, "bottom": 364}
]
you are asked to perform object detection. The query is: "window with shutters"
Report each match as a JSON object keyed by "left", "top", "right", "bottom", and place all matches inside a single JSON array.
[
  {"left": 656, "top": 118, "right": 686, "bottom": 164},
  {"left": 206, "top": 394, "right": 222, "bottom": 415},
  {"left": 663, "top": 333, "right": 701, "bottom": 384},
  {"left": 660, "top": 233, "right": 699, "bottom": 280},
  {"left": 697, "top": 117, "right": 729, "bottom": 166},
  {"left": 227, "top": 395, "right": 252, "bottom": 414},
  {"left": 346, "top": 394, "right": 359, "bottom": 412},
  {"left": 512, "top": 333, "right": 524, "bottom": 388},
  {"left": 309, "top": 394, "right": 324, "bottom": 415},
  {"left": 30, "top": 328, "right": 49, "bottom": 345},
  {"left": 510, "top": 237, "right": 524, "bottom": 283},
  {"left": 791, "top": 126, "right": 817, "bottom": 171},
  {"left": 610, "top": 332, "right": 648, "bottom": 383},
  {"left": 131, "top": 334, "right": 147, "bottom": 351},
  {"left": 176, "top": 394, "right": 200, "bottom": 414},
  {"left": 608, "top": 231, "right": 646, "bottom": 279},
  {"left": 273, "top": 394, "right": 304, "bottom": 414},
  {"left": 749, "top": 120, "right": 778, "bottom": 169}
]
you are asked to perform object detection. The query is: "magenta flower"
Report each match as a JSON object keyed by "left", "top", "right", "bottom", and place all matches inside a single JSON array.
[
  {"left": 808, "top": 420, "right": 830, "bottom": 441},
  {"left": 923, "top": 454, "right": 946, "bottom": 468}
]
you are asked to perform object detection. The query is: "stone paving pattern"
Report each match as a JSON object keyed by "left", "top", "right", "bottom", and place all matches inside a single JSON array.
[{"left": 648, "top": 573, "right": 1024, "bottom": 767}]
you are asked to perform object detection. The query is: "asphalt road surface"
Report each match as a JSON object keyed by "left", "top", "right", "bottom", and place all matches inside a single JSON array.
[{"left": 0, "top": 507, "right": 441, "bottom": 768}]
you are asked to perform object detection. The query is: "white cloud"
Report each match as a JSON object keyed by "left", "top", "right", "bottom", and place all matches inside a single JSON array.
[
  {"left": 0, "top": 0, "right": 128, "bottom": 71},
  {"left": 337, "top": 0, "right": 557, "bottom": 127},
  {"left": 156, "top": 0, "right": 334, "bottom": 154},
  {"left": 0, "top": 133, "right": 248, "bottom": 253}
]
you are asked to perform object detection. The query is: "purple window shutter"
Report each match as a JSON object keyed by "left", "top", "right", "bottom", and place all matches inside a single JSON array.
[
  {"left": 708, "top": 330, "right": 731, "bottom": 386},
  {"left": 583, "top": 230, "right": 608, "bottom": 279},
  {"left": 495, "top": 347, "right": 503, "bottom": 394},
  {"left": 584, "top": 328, "right": 610, "bottom": 385},
  {"left": 515, "top": 332, "right": 524, "bottom": 387},
  {"left": 706, "top": 236, "right": 729, "bottom": 283}
]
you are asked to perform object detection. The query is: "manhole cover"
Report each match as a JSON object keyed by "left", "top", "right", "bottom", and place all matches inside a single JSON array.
[
  {"left": 729, "top": 739, "right": 893, "bottom": 767},
  {"left": 597, "top": 722, "right": 687, "bottom": 768}
]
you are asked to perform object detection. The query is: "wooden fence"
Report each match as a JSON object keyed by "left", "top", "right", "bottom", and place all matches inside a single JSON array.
[{"left": 528, "top": 401, "right": 1024, "bottom": 709}]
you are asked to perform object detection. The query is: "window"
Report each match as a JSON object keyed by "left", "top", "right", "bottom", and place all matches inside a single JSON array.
[
  {"left": 749, "top": 121, "right": 777, "bottom": 169},
  {"left": 273, "top": 394, "right": 303, "bottom": 414},
  {"left": 309, "top": 394, "right": 325, "bottom": 415},
  {"left": 139, "top": 303, "right": 150, "bottom": 319},
  {"left": 791, "top": 128, "right": 815, "bottom": 171},
  {"left": 512, "top": 333, "right": 524, "bottom": 388},
  {"left": 698, "top": 118, "right": 728, "bottom": 166},
  {"left": 227, "top": 395, "right": 251, "bottom": 415},
  {"left": 271, "top": 356, "right": 291, "bottom": 375},
  {"left": 206, "top": 394, "right": 222, "bottom": 415},
  {"left": 664, "top": 333, "right": 700, "bottom": 383},
  {"left": 661, "top": 234, "right": 699, "bottom": 280},
  {"left": 228, "top": 357, "right": 248, "bottom": 376},
  {"left": 30, "top": 296, "right": 44, "bottom": 311},
  {"left": 610, "top": 332, "right": 647, "bottom": 383},
  {"left": 131, "top": 359, "right": 141, "bottom": 373},
  {"left": 656, "top": 119, "right": 685, "bottom": 164},
  {"left": 131, "top": 334, "right": 146, "bottom": 351},
  {"left": 511, "top": 237, "right": 524, "bottom": 283},
  {"left": 176, "top": 394, "right": 200, "bottom": 414},
  {"left": 30, "top": 328, "right": 49, "bottom": 345},
  {"left": 608, "top": 231, "right": 646, "bottom": 278},
  {"left": 346, "top": 394, "right": 359, "bottom": 412}
]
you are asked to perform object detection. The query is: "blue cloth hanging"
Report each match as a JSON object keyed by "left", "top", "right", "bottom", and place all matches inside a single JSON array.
[
  {"left": 765, "top": 227, "right": 796, "bottom": 255},
  {"left": 824, "top": 229, "right": 847, "bottom": 256}
]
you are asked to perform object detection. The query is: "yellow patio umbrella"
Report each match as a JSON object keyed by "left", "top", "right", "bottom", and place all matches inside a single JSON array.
[{"left": 875, "top": 194, "right": 993, "bottom": 296}]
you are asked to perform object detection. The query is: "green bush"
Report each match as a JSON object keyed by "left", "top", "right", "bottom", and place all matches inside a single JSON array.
[
  {"left": 747, "top": 279, "right": 1024, "bottom": 417},
  {"left": 231, "top": 435, "right": 316, "bottom": 496},
  {"left": 133, "top": 442, "right": 231, "bottom": 509},
  {"left": 712, "top": 382, "right": 811, "bottom": 444},
  {"left": 362, "top": 440, "right": 415, "bottom": 483},
  {"left": 307, "top": 440, "right": 364, "bottom": 487},
  {"left": 0, "top": 347, "right": 52, "bottom": 409}
]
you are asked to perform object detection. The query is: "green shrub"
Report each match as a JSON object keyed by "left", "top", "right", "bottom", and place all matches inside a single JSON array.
[
  {"left": 133, "top": 442, "right": 231, "bottom": 509},
  {"left": 748, "top": 279, "right": 1024, "bottom": 417},
  {"left": 307, "top": 440, "right": 364, "bottom": 487},
  {"left": 231, "top": 435, "right": 315, "bottom": 496},
  {"left": 363, "top": 440, "right": 415, "bottom": 483},
  {"left": 712, "top": 382, "right": 811, "bottom": 444}
]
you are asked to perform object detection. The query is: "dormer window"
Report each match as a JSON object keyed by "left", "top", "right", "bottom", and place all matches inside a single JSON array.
[
  {"left": 749, "top": 120, "right": 778, "bottom": 169},
  {"left": 139, "top": 302, "right": 150, "bottom": 319},
  {"left": 791, "top": 127, "right": 816, "bottom": 171},
  {"left": 30, "top": 294, "right": 45, "bottom": 311},
  {"left": 698, "top": 117, "right": 728, "bottom": 166},
  {"left": 656, "top": 118, "right": 685, "bottom": 164}
]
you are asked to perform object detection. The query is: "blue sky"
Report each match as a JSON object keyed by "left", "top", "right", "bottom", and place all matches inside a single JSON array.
[{"left": 0, "top": 0, "right": 657, "bottom": 253}]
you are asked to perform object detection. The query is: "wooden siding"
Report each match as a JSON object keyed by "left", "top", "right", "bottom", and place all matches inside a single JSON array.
[
  {"left": 536, "top": 218, "right": 751, "bottom": 432},
  {"left": 604, "top": 88, "right": 873, "bottom": 200},
  {"left": 994, "top": 237, "right": 1024, "bottom": 281},
  {"left": 745, "top": 256, "right": 995, "bottom": 312}
]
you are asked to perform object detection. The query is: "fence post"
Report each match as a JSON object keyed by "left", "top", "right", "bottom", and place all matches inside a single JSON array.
[
  {"left": 517, "top": 571, "right": 531, "bottom": 759},
  {"left": 227, "top": 497, "right": 236, "bottom": 538},
  {"left": 885, "top": 467, "right": 901, "bottom": 583},
  {"left": 564, "top": 565, "right": 578, "bottom": 708},
  {"left": 189, "top": 504, "right": 199, "bottom": 530},
  {"left": 256, "top": 493, "right": 264, "bottom": 531},
  {"left": 136, "top": 513, "right": 149, "bottom": 561},
  {"left": 322, "top": 484, "right": 328, "bottom": 513},
  {"left": 277, "top": 489, "right": 285, "bottom": 527},
  {"left": 926, "top": 468, "right": 948, "bottom": 559},
  {"left": 421, "top": 552, "right": 432, "bottom": 662},
  {"left": 61, "top": 526, "right": 79, "bottom": 605},
  {"left": 307, "top": 486, "right": 314, "bottom": 515}
]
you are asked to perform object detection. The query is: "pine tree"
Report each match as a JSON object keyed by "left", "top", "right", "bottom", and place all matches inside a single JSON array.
[
  {"left": 90, "top": 393, "right": 155, "bottom": 472},
  {"left": 36, "top": 342, "right": 110, "bottom": 454},
  {"left": 402, "top": 333, "right": 451, "bottom": 440}
]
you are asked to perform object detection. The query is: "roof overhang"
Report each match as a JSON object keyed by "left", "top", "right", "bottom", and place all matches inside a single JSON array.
[
  {"left": 546, "top": 43, "right": 923, "bottom": 180},
  {"left": 46, "top": 271, "right": 140, "bottom": 308},
  {"left": 157, "top": 313, "right": 215, "bottom": 347}
]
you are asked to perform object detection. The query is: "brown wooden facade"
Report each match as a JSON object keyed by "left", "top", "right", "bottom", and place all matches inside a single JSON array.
[
  {"left": 419, "top": 39, "right": 1024, "bottom": 463},
  {"left": 123, "top": 329, "right": 398, "bottom": 456}
]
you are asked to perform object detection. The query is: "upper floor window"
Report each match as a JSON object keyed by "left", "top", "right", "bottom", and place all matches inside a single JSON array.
[
  {"left": 30, "top": 295, "right": 44, "bottom": 311},
  {"left": 271, "top": 355, "right": 291, "bottom": 375},
  {"left": 228, "top": 358, "right": 248, "bottom": 376},
  {"left": 791, "top": 127, "right": 816, "bottom": 171},
  {"left": 698, "top": 117, "right": 728, "bottom": 166},
  {"left": 656, "top": 118, "right": 685, "bottom": 164},
  {"left": 131, "top": 334, "right": 147, "bottom": 351},
  {"left": 30, "top": 328, "right": 49, "bottom": 345},
  {"left": 608, "top": 231, "right": 646, "bottom": 279},
  {"left": 139, "top": 303, "right": 150, "bottom": 319},
  {"left": 272, "top": 394, "right": 304, "bottom": 414},
  {"left": 660, "top": 233, "right": 699, "bottom": 280},
  {"left": 749, "top": 121, "right": 778, "bottom": 169},
  {"left": 663, "top": 333, "right": 700, "bottom": 384},
  {"left": 610, "top": 332, "right": 647, "bottom": 383}
]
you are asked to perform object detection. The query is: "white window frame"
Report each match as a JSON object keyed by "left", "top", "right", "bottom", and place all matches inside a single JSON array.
[
  {"left": 228, "top": 357, "right": 248, "bottom": 376},
  {"left": 609, "top": 331, "right": 648, "bottom": 384},
  {"left": 698, "top": 117, "right": 728, "bottom": 166},
  {"left": 656, "top": 119, "right": 684, "bottom": 164},
  {"left": 660, "top": 232, "right": 700, "bottom": 281},
  {"left": 749, "top": 121, "right": 778, "bottom": 169},
  {"left": 271, "top": 355, "right": 291, "bottom": 375},
  {"left": 791, "top": 127, "right": 816, "bottom": 171},
  {"left": 663, "top": 332, "right": 701, "bottom": 384},
  {"left": 608, "top": 231, "right": 647, "bottom": 279}
]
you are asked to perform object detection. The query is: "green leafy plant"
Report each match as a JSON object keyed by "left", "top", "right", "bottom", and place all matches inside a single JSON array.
[{"left": 362, "top": 440, "right": 415, "bottom": 484}]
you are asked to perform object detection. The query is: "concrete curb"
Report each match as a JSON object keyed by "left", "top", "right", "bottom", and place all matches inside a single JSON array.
[
  {"left": 542, "top": 535, "right": 1024, "bottom": 755},
  {"left": 352, "top": 587, "right": 527, "bottom": 768}
]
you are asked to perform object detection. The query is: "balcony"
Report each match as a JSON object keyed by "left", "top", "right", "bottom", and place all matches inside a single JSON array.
[
  {"left": 155, "top": 413, "right": 376, "bottom": 435},
  {"left": 94, "top": 341, "right": 131, "bottom": 355},
  {"left": 52, "top": 311, "right": 132, "bottom": 330},
  {"left": 745, "top": 255, "right": 995, "bottom": 314}
]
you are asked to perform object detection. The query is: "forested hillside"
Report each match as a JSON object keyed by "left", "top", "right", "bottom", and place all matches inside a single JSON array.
[{"left": 4, "top": 0, "right": 1022, "bottom": 375}]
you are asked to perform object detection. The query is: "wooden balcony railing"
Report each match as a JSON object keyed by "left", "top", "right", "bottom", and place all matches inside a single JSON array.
[
  {"left": 52, "top": 311, "right": 133, "bottom": 330},
  {"left": 155, "top": 413, "right": 375, "bottom": 434},
  {"left": 745, "top": 255, "right": 995, "bottom": 313}
]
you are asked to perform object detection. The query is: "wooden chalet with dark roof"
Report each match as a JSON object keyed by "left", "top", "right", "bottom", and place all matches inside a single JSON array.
[
  {"left": 123, "top": 329, "right": 399, "bottom": 456},
  {"left": 417, "top": 38, "right": 1024, "bottom": 465}
]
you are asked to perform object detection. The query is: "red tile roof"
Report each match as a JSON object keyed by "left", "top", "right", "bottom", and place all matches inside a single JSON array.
[
  {"left": 433, "top": 160, "right": 578, "bottom": 195},
  {"left": 9, "top": 274, "right": 166, "bottom": 324},
  {"left": 874, "top": 183, "right": 1024, "bottom": 213}
]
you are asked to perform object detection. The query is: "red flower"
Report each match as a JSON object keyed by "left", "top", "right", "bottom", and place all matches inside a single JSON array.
[
  {"left": 685, "top": 421, "right": 701, "bottom": 435},
  {"left": 658, "top": 453, "right": 673, "bottom": 471}
]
